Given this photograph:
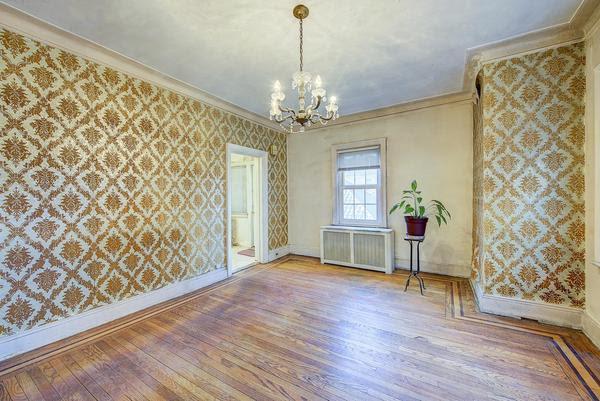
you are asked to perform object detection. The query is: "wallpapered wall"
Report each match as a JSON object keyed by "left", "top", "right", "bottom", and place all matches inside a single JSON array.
[
  {"left": 472, "top": 43, "right": 585, "bottom": 307},
  {"left": 0, "top": 28, "right": 288, "bottom": 336}
]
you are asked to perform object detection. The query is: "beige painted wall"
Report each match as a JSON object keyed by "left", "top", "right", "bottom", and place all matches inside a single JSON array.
[
  {"left": 585, "top": 25, "right": 600, "bottom": 345},
  {"left": 288, "top": 100, "right": 474, "bottom": 277}
]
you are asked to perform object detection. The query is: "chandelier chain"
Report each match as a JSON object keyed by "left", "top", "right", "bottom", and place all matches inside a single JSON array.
[{"left": 299, "top": 18, "right": 303, "bottom": 71}]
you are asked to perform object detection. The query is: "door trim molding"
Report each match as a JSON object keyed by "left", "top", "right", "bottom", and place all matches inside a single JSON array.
[{"left": 226, "top": 144, "right": 269, "bottom": 276}]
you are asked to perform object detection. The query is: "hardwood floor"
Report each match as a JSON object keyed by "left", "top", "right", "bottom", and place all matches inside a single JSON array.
[{"left": 0, "top": 255, "right": 599, "bottom": 400}]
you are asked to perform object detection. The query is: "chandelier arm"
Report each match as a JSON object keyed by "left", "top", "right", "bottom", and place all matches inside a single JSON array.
[
  {"left": 307, "top": 96, "right": 322, "bottom": 113},
  {"left": 318, "top": 112, "right": 335, "bottom": 122},
  {"left": 278, "top": 104, "right": 296, "bottom": 118},
  {"left": 274, "top": 113, "right": 295, "bottom": 124},
  {"left": 310, "top": 113, "right": 322, "bottom": 124}
]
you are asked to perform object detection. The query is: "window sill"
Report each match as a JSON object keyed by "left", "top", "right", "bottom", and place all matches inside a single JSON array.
[
  {"left": 321, "top": 225, "right": 393, "bottom": 233},
  {"left": 592, "top": 261, "right": 600, "bottom": 268}
]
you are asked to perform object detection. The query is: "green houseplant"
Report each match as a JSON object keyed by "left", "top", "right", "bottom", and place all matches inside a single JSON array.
[{"left": 389, "top": 180, "right": 451, "bottom": 236}]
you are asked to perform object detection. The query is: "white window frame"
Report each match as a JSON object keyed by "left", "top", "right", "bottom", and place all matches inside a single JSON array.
[{"left": 331, "top": 138, "right": 387, "bottom": 228}]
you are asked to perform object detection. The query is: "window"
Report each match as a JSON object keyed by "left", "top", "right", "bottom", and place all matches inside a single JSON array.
[
  {"left": 230, "top": 165, "right": 248, "bottom": 215},
  {"left": 332, "top": 139, "right": 386, "bottom": 227}
]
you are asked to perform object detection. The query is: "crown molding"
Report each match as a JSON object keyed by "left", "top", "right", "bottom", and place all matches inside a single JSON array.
[
  {"left": 0, "top": 2, "right": 283, "bottom": 132},
  {"left": 584, "top": 0, "right": 600, "bottom": 37},
  {"left": 2, "top": 1, "right": 599, "bottom": 134},
  {"left": 304, "top": 91, "right": 472, "bottom": 132},
  {"left": 462, "top": 0, "right": 600, "bottom": 93}
]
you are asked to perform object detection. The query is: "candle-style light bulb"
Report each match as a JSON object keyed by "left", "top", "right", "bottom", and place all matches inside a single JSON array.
[
  {"left": 274, "top": 80, "right": 282, "bottom": 92},
  {"left": 330, "top": 96, "right": 337, "bottom": 104},
  {"left": 315, "top": 75, "right": 322, "bottom": 88}
]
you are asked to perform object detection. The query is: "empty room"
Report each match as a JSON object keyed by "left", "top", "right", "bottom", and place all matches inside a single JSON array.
[{"left": 0, "top": 1, "right": 599, "bottom": 400}]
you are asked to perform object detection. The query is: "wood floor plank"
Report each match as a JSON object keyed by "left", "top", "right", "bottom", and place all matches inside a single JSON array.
[
  {"left": 59, "top": 355, "right": 112, "bottom": 401},
  {"left": 102, "top": 335, "right": 217, "bottom": 401},
  {"left": 0, "top": 256, "right": 598, "bottom": 401},
  {"left": 26, "top": 367, "right": 61, "bottom": 401},
  {"left": 15, "top": 372, "right": 44, "bottom": 401},
  {"left": 37, "top": 359, "right": 95, "bottom": 401},
  {"left": 130, "top": 320, "right": 339, "bottom": 401},
  {"left": 118, "top": 327, "right": 259, "bottom": 401},
  {"left": 2, "top": 376, "right": 31, "bottom": 401},
  {"left": 0, "top": 381, "right": 11, "bottom": 401}
]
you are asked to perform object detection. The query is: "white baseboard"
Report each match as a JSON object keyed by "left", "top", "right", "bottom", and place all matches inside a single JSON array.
[
  {"left": 268, "top": 245, "right": 290, "bottom": 262},
  {"left": 0, "top": 268, "right": 227, "bottom": 362},
  {"left": 470, "top": 280, "right": 583, "bottom": 328},
  {"left": 395, "top": 258, "right": 470, "bottom": 278},
  {"left": 288, "top": 244, "right": 320, "bottom": 258},
  {"left": 583, "top": 311, "right": 600, "bottom": 348}
]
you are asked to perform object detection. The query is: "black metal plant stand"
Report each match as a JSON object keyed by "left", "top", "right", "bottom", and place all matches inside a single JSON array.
[{"left": 404, "top": 235, "right": 426, "bottom": 295}]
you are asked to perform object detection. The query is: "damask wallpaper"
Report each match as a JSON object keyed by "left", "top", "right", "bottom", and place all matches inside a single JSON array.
[
  {"left": 0, "top": 28, "right": 288, "bottom": 336},
  {"left": 473, "top": 43, "right": 586, "bottom": 307}
]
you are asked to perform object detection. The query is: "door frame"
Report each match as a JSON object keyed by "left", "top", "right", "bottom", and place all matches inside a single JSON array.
[{"left": 226, "top": 143, "right": 269, "bottom": 276}]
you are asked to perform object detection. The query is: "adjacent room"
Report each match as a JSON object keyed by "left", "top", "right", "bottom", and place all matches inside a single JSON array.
[{"left": 0, "top": 1, "right": 599, "bottom": 400}]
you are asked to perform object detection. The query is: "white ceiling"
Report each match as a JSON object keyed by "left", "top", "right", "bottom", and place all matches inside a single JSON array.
[{"left": 1, "top": 0, "right": 584, "bottom": 116}]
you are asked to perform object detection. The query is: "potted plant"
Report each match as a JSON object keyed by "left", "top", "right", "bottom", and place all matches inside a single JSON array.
[{"left": 389, "top": 180, "right": 451, "bottom": 236}]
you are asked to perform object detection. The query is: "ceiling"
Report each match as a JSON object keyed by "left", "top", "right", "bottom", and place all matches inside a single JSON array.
[{"left": 1, "top": 0, "right": 585, "bottom": 116}]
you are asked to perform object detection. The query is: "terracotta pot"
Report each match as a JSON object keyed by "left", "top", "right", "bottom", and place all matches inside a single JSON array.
[{"left": 405, "top": 216, "right": 428, "bottom": 236}]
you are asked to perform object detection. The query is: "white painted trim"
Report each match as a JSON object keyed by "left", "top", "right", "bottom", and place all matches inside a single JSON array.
[
  {"left": 307, "top": 92, "right": 472, "bottom": 131},
  {"left": 289, "top": 244, "right": 321, "bottom": 258},
  {"left": 0, "top": 2, "right": 281, "bottom": 133},
  {"left": 583, "top": 312, "right": 600, "bottom": 348},
  {"left": 226, "top": 144, "right": 269, "bottom": 276},
  {"left": 470, "top": 280, "right": 583, "bottom": 329},
  {"left": 462, "top": 0, "right": 600, "bottom": 92},
  {"left": 268, "top": 245, "right": 290, "bottom": 262},
  {"left": 582, "top": 0, "right": 600, "bottom": 38},
  {"left": 395, "top": 259, "right": 470, "bottom": 278},
  {"left": 0, "top": 268, "right": 227, "bottom": 362}
]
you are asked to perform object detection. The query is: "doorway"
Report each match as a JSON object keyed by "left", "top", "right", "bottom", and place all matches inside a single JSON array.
[{"left": 226, "top": 144, "right": 268, "bottom": 275}]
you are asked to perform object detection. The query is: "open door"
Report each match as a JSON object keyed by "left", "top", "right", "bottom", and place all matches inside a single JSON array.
[{"left": 226, "top": 144, "right": 268, "bottom": 276}]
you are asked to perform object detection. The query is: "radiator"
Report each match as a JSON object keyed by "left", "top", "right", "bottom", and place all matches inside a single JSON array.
[{"left": 320, "top": 225, "right": 394, "bottom": 274}]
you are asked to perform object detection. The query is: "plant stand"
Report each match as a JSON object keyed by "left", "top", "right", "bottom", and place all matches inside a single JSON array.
[{"left": 404, "top": 235, "right": 426, "bottom": 295}]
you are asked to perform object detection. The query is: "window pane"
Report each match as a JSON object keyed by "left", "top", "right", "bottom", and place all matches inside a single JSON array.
[
  {"left": 343, "top": 189, "right": 354, "bottom": 204},
  {"left": 355, "top": 170, "right": 366, "bottom": 185},
  {"left": 231, "top": 166, "right": 247, "bottom": 214},
  {"left": 343, "top": 171, "right": 354, "bottom": 185},
  {"left": 355, "top": 205, "right": 365, "bottom": 220},
  {"left": 366, "top": 169, "right": 378, "bottom": 185},
  {"left": 343, "top": 205, "right": 354, "bottom": 220},
  {"left": 354, "top": 189, "right": 365, "bottom": 204},
  {"left": 365, "top": 204, "right": 377, "bottom": 220},
  {"left": 365, "top": 188, "right": 377, "bottom": 204}
]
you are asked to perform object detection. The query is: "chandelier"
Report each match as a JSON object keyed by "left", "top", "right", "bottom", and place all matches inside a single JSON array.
[{"left": 269, "top": 4, "right": 339, "bottom": 133}]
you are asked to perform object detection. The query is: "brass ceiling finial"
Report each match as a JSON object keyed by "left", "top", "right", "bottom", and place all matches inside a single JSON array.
[{"left": 293, "top": 4, "right": 309, "bottom": 20}]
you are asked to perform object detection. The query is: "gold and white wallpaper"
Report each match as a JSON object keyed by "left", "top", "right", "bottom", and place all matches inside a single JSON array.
[
  {"left": 473, "top": 43, "right": 585, "bottom": 307},
  {"left": 0, "top": 28, "right": 288, "bottom": 336}
]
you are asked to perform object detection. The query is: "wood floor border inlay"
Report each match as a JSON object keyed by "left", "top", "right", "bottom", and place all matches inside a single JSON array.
[
  {"left": 448, "top": 280, "right": 599, "bottom": 401},
  {"left": 0, "top": 255, "right": 598, "bottom": 401}
]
